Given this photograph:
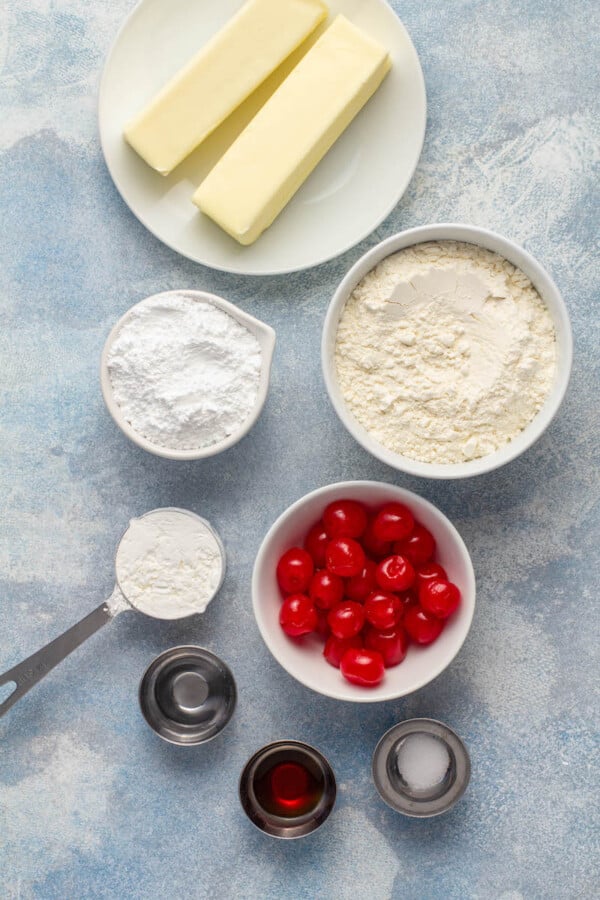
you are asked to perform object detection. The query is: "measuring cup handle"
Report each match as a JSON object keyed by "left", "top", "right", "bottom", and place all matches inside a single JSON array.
[{"left": 0, "top": 603, "right": 113, "bottom": 719}]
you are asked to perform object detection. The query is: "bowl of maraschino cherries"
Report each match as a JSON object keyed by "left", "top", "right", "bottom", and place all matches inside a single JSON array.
[{"left": 252, "top": 482, "right": 476, "bottom": 702}]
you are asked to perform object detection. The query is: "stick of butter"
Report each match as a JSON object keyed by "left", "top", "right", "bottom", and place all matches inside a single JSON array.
[
  {"left": 193, "top": 15, "right": 391, "bottom": 246},
  {"left": 124, "top": 0, "right": 328, "bottom": 175}
]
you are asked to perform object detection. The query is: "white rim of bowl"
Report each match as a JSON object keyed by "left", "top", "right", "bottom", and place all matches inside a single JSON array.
[
  {"left": 251, "top": 480, "right": 476, "bottom": 703},
  {"left": 100, "top": 290, "right": 276, "bottom": 460},
  {"left": 321, "top": 223, "right": 573, "bottom": 479}
]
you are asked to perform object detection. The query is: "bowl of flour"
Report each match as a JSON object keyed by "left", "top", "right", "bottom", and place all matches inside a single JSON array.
[
  {"left": 101, "top": 290, "right": 275, "bottom": 459},
  {"left": 322, "top": 224, "right": 572, "bottom": 478}
]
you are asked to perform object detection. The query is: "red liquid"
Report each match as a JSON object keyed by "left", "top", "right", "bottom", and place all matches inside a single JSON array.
[{"left": 254, "top": 760, "right": 323, "bottom": 818}]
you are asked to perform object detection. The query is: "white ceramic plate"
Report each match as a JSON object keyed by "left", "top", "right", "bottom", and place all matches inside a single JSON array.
[{"left": 98, "top": 0, "right": 426, "bottom": 275}]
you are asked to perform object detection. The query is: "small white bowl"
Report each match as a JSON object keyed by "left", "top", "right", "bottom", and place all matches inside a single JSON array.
[
  {"left": 101, "top": 290, "right": 275, "bottom": 460},
  {"left": 252, "top": 481, "right": 476, "bottom": 703},
  {"left": 322, "top": 224, "right": 573, "bottom": 479}
]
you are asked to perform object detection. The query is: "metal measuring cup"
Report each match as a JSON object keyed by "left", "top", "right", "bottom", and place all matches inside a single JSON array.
[
  {"left": 372, "top": 718, "right": 471, "bottom": 817},
  {"left": 239, "top": 741, "right": 337, "bottom": 839},
  {"left": 0, "top": 507, "right": 225, "bottom": 719},
  {"left": 139, "top": 645, "right": 237, "bottom": 745}
]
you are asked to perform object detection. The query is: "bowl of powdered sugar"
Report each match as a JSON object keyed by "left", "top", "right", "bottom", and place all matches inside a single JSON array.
[
  {"left": 101, "top": 290, "right": 275, "bottom": 459},
  {"left": 322, "top": 224, "right": 572, "bottom": 478}
]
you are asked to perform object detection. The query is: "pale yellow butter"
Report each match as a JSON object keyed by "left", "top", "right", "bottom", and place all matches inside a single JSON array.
[
  {"left": 193, "top": 15, "right": 391, "bottom": 245},
  {"left": 124, "top": 0, "right": 328, "bottom": 175}
]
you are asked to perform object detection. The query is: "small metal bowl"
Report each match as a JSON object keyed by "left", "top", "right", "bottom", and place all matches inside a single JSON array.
[
  {"left": 139, "top": 646, "right": 236, "bottom": 745},
  {"left": 372, "top": 718, "right": 471, "bottom": 817},
  {"left": 239, "top": 741, "right": 336, "bottom": 839}
]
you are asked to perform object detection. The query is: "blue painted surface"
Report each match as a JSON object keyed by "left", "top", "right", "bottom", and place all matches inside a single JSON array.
[{"left": 1, "top": 1, "right": 598, "bottom": 897}]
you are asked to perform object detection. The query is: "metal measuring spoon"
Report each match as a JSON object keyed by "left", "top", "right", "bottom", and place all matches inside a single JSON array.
[{"left": 0, "top": 508, "right": 225, "bottom": 719}]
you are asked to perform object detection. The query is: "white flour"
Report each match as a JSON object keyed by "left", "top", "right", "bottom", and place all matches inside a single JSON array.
[
  {"left": 335, "top": 241, "right": 557, "bottom": 464},
  {"left": 107, "top": 293, "right": 262, "bottom": 451},
  {"left": 114, "top": 508, "right": 224, "bottom": 620}
]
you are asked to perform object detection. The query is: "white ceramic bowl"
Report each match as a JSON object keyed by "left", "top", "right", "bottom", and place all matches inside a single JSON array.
[
  {"left": 101, "top": 290, "right": 275, "bottom": 460},
  {"left": 322, "top": 224, "right": 573, "bottom": 479},
  {"left": 252, "top": 481, "right": 476, "bottom": 703}
]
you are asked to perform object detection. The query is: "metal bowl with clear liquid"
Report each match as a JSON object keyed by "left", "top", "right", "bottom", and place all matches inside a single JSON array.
[{"left": 139, "top": 646, "right": 236, "bottom": 745}]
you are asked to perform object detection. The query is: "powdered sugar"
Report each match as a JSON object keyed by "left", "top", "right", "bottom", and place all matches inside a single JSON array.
[
  {"left": 107, "top": 293, "right": 262, "bottom": 451},
  {"left": 335, "top": 241, "right": 557, "bottom": 464}
]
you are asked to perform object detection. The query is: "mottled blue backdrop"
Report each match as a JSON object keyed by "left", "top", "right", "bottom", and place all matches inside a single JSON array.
[{"left": 1, "top": 1, "right": 598, "bottom": 898}]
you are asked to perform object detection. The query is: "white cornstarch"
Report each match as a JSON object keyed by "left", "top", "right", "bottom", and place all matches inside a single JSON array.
[
  {"left": 335, "top": 241, "right": 557, "bottom": 464},
  {"left": 114, "top": 509, "right": 224, "bottom": 620},
  {"left": 107, "top": 293, "right": 262, "bottom": 450}
]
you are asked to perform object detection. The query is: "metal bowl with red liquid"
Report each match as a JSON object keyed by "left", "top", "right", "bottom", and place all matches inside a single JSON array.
[{"left": 239, "top": 741, "right": 336, "bottom": 839}]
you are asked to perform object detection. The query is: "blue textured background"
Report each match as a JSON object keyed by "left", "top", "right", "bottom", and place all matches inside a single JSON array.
[{"left": 1, "top": 1, "right": 599, "bottom": 897}]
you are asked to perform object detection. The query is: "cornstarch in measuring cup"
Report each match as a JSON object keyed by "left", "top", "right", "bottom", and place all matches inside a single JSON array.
[
  {"left": 396, "top": 733, "right": 450, "bottom": 791},
  {"left": 107, "top": 293, "right": 262, "bottom": 451},
  {"left": 115, "top": 509, "right": 224, "bottom": 620}
]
